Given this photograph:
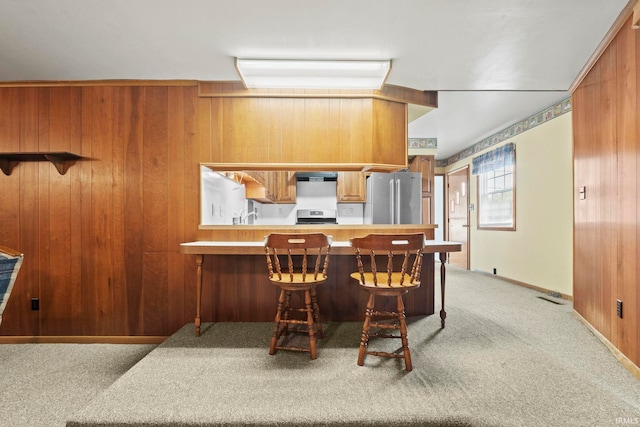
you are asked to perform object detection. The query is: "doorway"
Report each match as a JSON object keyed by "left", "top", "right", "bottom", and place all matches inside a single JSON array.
[{"left": 446, "top": 166, "right": 469, "bottom": 269}]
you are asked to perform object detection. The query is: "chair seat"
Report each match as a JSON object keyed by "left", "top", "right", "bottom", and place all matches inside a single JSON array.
[
  {"left": 350, "top": 272, "right": 421, "bottom": 290},
  {"left": 269, "top": 273, "right": 327, "bottom": 288}
]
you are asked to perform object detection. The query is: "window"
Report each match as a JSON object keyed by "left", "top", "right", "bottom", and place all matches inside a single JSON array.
[{"left": 473, "top": 143, "right": 516, "bottom": 230}]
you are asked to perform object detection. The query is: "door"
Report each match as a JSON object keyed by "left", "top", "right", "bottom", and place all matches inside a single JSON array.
[
  {"left": 447, "top": 166, "right": 469, "bottom": 269},
  {"left": 395, "top": 172, "right": 422, "bottom": 224},
  {"left": 364, "top": 173, "right": 393, "bottom": 224},
  {"left": 409, "top": 155, "right": 435, "bottom": 224}
]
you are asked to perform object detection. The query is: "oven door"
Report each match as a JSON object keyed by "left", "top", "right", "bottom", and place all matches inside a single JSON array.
[{"left": 296, "top": 209, "right": 337, "bottom": 225}]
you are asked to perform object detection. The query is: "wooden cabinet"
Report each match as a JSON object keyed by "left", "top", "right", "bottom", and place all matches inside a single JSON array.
[
  {"left": 198, "top": 94, "right": 417, "bottom": 171},
  {"left": 243, "top": 171, "right": 296, "bottom": 204},
  {"left": 409, "top": 155, "right": 435, "bottom": 224},
  {"left": 273, "top": 171, "right": 296, "bottom": 203},
  {"left": 337, "top": 172, "right": 366, "bottom": 203}
]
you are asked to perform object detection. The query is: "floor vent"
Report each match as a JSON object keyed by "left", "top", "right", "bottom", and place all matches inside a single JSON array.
[{"left": 536, "top": 296, "right": 563, "bottom": 305}]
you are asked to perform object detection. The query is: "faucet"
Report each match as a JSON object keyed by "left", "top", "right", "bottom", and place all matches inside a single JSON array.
[{"left": 240, "top": 209, "right": 258, "bottom": 224}]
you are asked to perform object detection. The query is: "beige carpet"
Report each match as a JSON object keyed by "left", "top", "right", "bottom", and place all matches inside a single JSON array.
[{"left": 63, "top": 266, "right": 640, "bottom": 426}]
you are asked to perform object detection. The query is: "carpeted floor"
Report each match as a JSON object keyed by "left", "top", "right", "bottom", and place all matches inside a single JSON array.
[
  {"left": 0, "top": 342, "right": 154, "bottom": 427},
  {"left": 59, "top": 266, "right": 640, "bottom": 427}
]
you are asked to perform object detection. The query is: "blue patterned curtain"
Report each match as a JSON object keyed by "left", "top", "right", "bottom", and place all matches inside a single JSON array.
[{"left": 472, "top": 143, "right": 515, "bottom": 175}]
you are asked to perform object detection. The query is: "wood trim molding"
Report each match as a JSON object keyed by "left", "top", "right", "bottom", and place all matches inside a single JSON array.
[
  {"left": 633, "top": 0, "right": 640, "bottom": 29},
  {"left": 198, "top": 81, "right": 438, "bottom": 108},
  {"left": 477, "top": 270, "right": 573, "bottom": 301},
  {"left": 0, "top": 80, "right": 198, "bottom": 88},
  {"left": 573, "top": 311, "right": 640, "bottom": 381},
  {"left": 201, "top": 162, "right": 411, "bottom": 173},
  {"left": 0, "top": 336, "right": 167, "bottom": 344},
  {"left": 569, "top": 0, "right": 638, "bottom": 93}
]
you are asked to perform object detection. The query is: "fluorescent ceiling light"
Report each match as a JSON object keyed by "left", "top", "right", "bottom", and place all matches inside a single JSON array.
[{"left": 235, "top": 58, "right": 391, "bottom": 90}]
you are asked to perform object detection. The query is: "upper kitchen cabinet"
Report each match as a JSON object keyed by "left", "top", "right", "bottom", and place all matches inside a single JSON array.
[
  {"left": 337, "top": 171, "right": 366, "bottom": 203},
  {"left": 273, "top": 171, "right": 296, "bottom": 203},
  {"left": 197, "top": 82, "right": 437, "bottom": 172}
]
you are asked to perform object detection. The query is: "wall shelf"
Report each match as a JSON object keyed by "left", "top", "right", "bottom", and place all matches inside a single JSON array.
[{"left": 0, "top": 152, "right": 83, "bottom": 176}]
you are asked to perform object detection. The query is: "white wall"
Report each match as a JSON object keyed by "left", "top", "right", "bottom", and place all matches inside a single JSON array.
[
  {"left": 445, "top": 112, "right": 573, "bottom": 296},
  {"left": 200, "top": 167, "right": 247, "bottom": 225},
  {"left": 434, "top": 175, "right": 444, "bottom": 241}
]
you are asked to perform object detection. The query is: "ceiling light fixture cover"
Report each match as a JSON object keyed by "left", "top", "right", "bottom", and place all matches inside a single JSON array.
[{"left": 235, "top": 58, "right": 391, "bottom": 90}]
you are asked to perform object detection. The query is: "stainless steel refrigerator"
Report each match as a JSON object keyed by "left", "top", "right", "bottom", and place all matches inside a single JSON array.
[{"left": 364, "top": 172, "right": 422, "bottom": 224}]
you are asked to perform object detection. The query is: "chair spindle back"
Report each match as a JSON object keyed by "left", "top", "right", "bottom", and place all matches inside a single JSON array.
[
  {"left": 265, "top": 233, "right": 332, "bottom": 283},
  {"left": 350, "top": 233, "right": 424, "bottom": 287}
]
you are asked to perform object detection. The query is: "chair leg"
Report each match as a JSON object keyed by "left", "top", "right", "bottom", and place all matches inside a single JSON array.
[
  {"left": 310, "top": 286, "right": 323, "bottom": 339},
  {"left": 282, "top": 290, "right": 292, "bottom": 336},
  {"left": 396, "top": 295, "right": 412, "bottom": 371},
  {"left": 270, "top": 288, "right": 287, "bottom": 355},
  {"left": 304, "top": 289, "right": 317, "bottom": 360},
  {"left": 358, "top": 292, "right": 375, "bottom": 366}
]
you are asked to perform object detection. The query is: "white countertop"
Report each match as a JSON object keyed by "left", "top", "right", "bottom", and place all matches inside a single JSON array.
[{"left": 180, "top": 240, "right": 460, "bottom": 255}]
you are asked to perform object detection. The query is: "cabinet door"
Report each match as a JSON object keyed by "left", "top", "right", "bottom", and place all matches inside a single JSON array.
[
  {"left": 274, "top": 171, "right": 296, "bottom": 203},
  {"left": 409, "top": 155, "right": 435, "bottom": 224},
  {"left": 337, "top": 172, "right": 366, "bottom": 203}
]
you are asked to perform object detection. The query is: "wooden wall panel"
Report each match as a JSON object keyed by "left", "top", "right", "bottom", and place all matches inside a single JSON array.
[
  {"left": 616, "top": 20, "right": 638, "bottom": 362},
  {"left": 142, "top": 87, "right": 169, "bottom": 336},
  {"left": 122, "top": 86, "right": 144, "bottom": 335},
  {"left": 0, "top": 82, "right": 419, "bottom": 339},
  {"left": 18, "top": 88, "right": 41, "bottom": 337},
  {"left": 167, "top": 87, "right": 188, "bottom": 333},
  {"left": 198, "top": 254, "right": 433, "bottom": 323},
  {"left": 573, "top": 15, "right": 639, "bottom": 368},
  {"left": 0, "top": 84, "right": 202, "bottom": 337},
  {"left": 42, "top": 87, "right": 82, "bottom": 335}
]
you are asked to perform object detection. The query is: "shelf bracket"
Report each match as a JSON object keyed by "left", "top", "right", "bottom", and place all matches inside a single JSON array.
[
  {"left": 43, "top": 154, "right": 77, "bottom": 175},
  {"left": 0, "top": 158, "right": 20, "bottom": 176}
]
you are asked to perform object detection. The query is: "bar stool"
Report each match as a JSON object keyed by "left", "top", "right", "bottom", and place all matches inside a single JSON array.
[
  {"left": 349, "top": 233, "right": 425, "bottom": 371},
  {"left": 264, "top": 233, "right": 332, "bottom": 359}
]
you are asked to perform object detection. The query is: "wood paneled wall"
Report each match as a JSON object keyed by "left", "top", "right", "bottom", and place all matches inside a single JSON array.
[
  {"left": 0, "top": 83, "right": 418, "bottom": 338},
  {"left": 0, "top": 85, "right": 201, "bottom": 336},
  {"left": 572, "top": 15, "right": 639, "bottom": 368}
]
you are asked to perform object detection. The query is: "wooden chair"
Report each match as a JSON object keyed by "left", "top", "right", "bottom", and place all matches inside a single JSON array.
[
  {"left": 349, "top": 233, "right": 425, "bottom": 371},
  {"left": 264, "top": 233, "right": 332, "bottom": 359},
  {"left": 0, "top": 246, "right": 24, "bottom": 327}
]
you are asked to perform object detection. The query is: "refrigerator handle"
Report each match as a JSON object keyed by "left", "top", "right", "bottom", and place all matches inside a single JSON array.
[
  {"left": 389, "top": 179, "right": 395, "bottom": 224},
  {"left": 396, "top": 179, "right": 401, "bottom": 224}
]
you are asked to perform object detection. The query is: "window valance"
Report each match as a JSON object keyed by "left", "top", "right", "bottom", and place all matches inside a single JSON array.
[{"left": 472, "top": 143, "right": 515, "bottom": 175}]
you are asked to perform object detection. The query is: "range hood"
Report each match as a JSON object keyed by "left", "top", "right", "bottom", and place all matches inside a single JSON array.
[{"left": 295, "top": 172, "right": 338, "bottom": 182}]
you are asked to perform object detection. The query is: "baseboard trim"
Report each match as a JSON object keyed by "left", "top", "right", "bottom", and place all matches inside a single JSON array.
[
  {"left": 573, "top": 310, "right": 640, "bottom": 381},
  {"left": 0, "top": 335, "right": 167, "bottom": 344},
  {"left": 476, "top": 271, "right": 573, "bottom": 301}
]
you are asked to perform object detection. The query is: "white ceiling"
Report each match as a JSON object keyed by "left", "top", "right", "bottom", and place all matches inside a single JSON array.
[{"left": 0, "top": 0, "right": 630, "bottom": 159}]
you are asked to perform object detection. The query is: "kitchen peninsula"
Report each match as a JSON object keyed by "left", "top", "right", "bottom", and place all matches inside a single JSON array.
[
  {"left": 182, "top": 83, "right": 448, "bottom": 336},
  {"left": 180, "top": 224, "right": 461, "bottom": 336}
]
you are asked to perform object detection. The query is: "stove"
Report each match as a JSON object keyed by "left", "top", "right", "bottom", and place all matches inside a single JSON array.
[{"left": 296, "top": 209, "right": 337, "bottom": 225}]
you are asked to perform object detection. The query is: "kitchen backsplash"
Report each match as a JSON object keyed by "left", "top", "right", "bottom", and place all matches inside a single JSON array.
[{"left": 258, "top": 181, "right": 363, "bottom": 225}]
